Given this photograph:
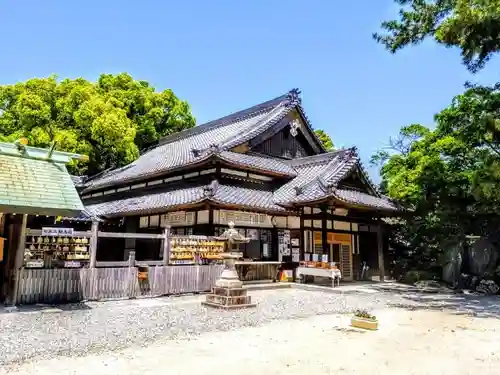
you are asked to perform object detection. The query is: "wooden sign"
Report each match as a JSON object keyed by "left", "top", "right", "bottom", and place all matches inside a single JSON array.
[
  {"left": 160, "top": 211, "right": 195, "bottom": 227},
  {"left": 42, "top": 227, "right": 74, "bottom": 236},
  {"left": 216, "top": 210, "right": 272, "bottom": 228},
  {"left": 313, "top": 232, "right": 322, "bottom": 245},
  {"left": 327, "top": 233, "right": 351, "bottom": 244},
  {"left": 64, "top": 261, "right": 81, "bottom": 268},
  {"left": 26, "top": 260, "right": 44, "bottom": 268}
]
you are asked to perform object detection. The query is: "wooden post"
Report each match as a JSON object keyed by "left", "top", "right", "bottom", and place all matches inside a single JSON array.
[
  {"left": 89, "top": 221, "right": 98, "bottom": 269},
  {"left": 9, "top": 214, "right": 28, "bottom": 306},
  {"left": 162, "top": 226, "right": 171, "bottom": 266},
  {"left": 88, "top": 221, "right": 99, "bottom": 300},
  {"left": 128, "top": 250, "right": 136, "bottom": 267},
  {"left": 128, "top": 250, "right": 136, "bottom": 298},
  {"left": 377, "top": 221, "right": 385, "bottom": 282}
]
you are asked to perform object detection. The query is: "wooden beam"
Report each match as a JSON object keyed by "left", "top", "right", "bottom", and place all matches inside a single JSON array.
[{"left": 97, "top": 231, "right": 165, "bottom": 239}]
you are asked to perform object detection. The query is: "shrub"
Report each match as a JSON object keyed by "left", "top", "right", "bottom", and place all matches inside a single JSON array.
[{"left": 354, "top": 310, "right": 377, "bottom": 321}]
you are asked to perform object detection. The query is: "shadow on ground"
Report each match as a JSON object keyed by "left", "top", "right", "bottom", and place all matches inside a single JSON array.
[
  {"left": 386, "top": 291, "right": 500, "bottom": 319},
  {"left": 2, "top": 302, "right": 93, "bottom": 314}
]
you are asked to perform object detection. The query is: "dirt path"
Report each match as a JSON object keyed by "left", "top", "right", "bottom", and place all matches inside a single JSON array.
[{"left": 3, "top": 308, "right": 500, "bottom": 375}]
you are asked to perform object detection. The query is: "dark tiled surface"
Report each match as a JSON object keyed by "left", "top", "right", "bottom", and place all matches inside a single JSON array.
[
  {"left": 80, "top": 90, "right": 398, "bottom": 215},
  {"left": 86, "top": 183, "right": 286, "bottom": 217},
  {"left": 83, "top": 93, "right": 294, "bottom": 192}
]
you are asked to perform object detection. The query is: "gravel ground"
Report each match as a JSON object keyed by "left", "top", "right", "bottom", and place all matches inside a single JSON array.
[
  {"left": 0, "top": 288, "right": 416, "bottom": 367},
  {"left": 3, "top": 307, "right": 500, "bottom": 375},
  {"left": 1, "top": 286, "right": 499, "bottom": 370}
]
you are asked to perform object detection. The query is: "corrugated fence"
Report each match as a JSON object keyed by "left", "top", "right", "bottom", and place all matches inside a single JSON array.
[{"left": 17, "top": 265, "right": 225, "bottom": 305}]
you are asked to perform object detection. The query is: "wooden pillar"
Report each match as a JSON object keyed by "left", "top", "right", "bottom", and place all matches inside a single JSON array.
[
  {"left": 321, "top": 209, "right": 328, "bottom": 259},
  {"left": 377, "top": 221, "right": 385, "bottom": 282},
  {"left": 89, "top": 221, "right": 99, "bottom": 268},
  {"left": 161, "top": 226, "right": 171, "bottom": 266},
  {"left": 8, "top": 214, "right": 28, "bottom": 306}
]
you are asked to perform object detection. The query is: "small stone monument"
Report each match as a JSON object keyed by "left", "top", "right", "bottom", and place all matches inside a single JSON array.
[{"left": 202, "top": 222, "right": 256, "bottom": 309}]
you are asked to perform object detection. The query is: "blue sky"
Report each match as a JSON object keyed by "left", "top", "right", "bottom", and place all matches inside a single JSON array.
[{"left": 1, "top": 0, "right": 499, "bottom": 179}]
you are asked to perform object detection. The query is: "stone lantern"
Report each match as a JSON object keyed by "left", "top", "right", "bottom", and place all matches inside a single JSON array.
[{"left": 202, "top": 222, "right": 256, "bottom": 309}]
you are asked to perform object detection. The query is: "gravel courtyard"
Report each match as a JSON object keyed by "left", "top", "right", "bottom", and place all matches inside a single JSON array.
[{"left": 1, "top": 286, "right": 500, "bottom": 374}]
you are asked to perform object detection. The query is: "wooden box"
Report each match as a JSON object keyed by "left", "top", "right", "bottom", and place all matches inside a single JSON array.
[{"left": 351, "top": 317, "right": 378, "bottom": 330}]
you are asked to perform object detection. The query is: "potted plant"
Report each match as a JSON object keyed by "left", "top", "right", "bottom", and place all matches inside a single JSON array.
[{"left": 351, "top": 309, "right": 378, "bottom": 330}]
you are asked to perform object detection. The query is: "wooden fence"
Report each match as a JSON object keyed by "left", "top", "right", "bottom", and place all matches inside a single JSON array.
[{"left": 17, "top": 265, "right": 224, "bottom": 305}]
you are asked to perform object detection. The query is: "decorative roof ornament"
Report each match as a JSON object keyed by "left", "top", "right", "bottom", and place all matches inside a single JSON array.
[
  {"left": 192, "top": 148, "right": 201, "bottom": 157},
  {"left": 203, "top": 180, "right": 219, "bottom": 198},
  {"left": 289, "top": 119, "right": 300, "bottom": 137},
  {"left": 216, "top": 221, "right": 250, "bottom": 244},
  {"left": 286, "top": 88, "right": 301, "bottom": 107},
  {"left": 207, "top": 144, "right": 221, "bottom": 155}
]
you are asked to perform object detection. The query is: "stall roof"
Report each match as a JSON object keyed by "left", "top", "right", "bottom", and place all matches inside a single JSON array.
[{"left": 0, "top": 141, "right": 87, "bottom": 217}]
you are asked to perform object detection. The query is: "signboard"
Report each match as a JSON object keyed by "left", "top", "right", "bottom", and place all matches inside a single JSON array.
[
  {"left": 26, "top": 260, "right": 44, "bottom": 268},
  {"left": 216, "top": 210, "right": 272, "bottom": 228},
  {"left": 64, "top": 261, "right": 81, "bottom": 268},
  {"left": 327, "top": 233, "right": 352, "bottom": 244},
  {"left": 262, "top": 244, "right": 270, "bottom": 258},
  {"left": 160, "top": 211, "right": 195, "bottom": 227},
  {"left": 42, "top": 227, "right": 74, "bottom": 236}
]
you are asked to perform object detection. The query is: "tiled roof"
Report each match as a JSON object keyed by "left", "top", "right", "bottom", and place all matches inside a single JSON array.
[
  {"left": 333, "top": 189, "right": 397, "bottom": 211},
  {"left": 273, "top": 148, "right": 398, "bottom": 211},
  {"left": 210, "top": 184, "right": 285, "bottom": 212},
  {"left": 70, "top": 175, "right": 87, "bottom": 188},
  {"left": 84, "top": 149, "right": 397, "bottom": 215},
  {"left": 77, "top": 87, "right": 398, "bottom": 213},
  {"left": 86, "top": 186, "right": 205, "bottom": 217},
  {"left": 0, "top": 142, "right": 85, "bottom": 217},
  {"left": 219, "top": 151, "right": 296, "bottom": 176},
  {"left": 85, "top": 181, "right": 285, "bottom": 217},
  {"left": 82, "top": 90, "right": 302, "bottom": 192},
  {"left": 274, "top": 150, "right": 348, "bottom": 204},
  {"left": 61, "top": 208, "right": 103, "bottom": 222}
]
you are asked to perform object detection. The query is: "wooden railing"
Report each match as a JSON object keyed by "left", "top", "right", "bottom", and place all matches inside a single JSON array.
[{"left": 235, "top": 261, "right": 281, "bottom": 282}]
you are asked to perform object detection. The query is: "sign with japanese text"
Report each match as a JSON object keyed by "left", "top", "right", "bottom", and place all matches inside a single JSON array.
[{"left": 42, "top": 227, "right": 74, "bottom": 236}]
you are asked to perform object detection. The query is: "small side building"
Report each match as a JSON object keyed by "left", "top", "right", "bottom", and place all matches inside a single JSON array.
[
  {"left": 81, "top": 89, "right": 398, "bottom": 280},
  {"left": 0, "top": 140, "right": 86, "bottom": 304}
]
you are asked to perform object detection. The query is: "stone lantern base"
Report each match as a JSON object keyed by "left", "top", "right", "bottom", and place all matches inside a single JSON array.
[
  {"left": 202, "top": 286, "right": 256, "bottom": 310},
  {"left": 202, "top": 251, "right": 256, "bottom": 310}
]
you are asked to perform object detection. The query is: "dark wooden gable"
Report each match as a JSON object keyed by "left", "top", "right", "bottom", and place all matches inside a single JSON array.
[
  {"left": 338, "top": 168, "right": 376, "bottom": 195},
  {"left": 251, "top": 124, "right": 315, "bottom": 159},
  {"left": 248, "top": 110, "right": 324, "bottom": 159}
]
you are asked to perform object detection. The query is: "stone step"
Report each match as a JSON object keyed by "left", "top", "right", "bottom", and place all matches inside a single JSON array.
[
  {"left": 205, "top": 294, "right": 252, "bottom": 306},
  {"left": 201, "top": 301, "right": 257, "bottom": 310},
  {"left": 211, "top": 287, "right": 247, "bottom": 297}
]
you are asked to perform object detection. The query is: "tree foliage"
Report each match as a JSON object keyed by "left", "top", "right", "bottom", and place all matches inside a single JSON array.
[
  {"left": 314, "top": 129, "right": 335, "bottom": 151},
  {"left": 374, "top": 0, "right": 500, "bottom": 72},
  {"left": 373, "top": 85, "right": 500, "bottom": 272},
  {"left": 0, "top": 73, "right": 195, "bottom": 175}
]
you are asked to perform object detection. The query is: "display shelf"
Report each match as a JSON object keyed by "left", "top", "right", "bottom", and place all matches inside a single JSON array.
[
  {"left": 169, "top": 236, "right": 225, "bottom": 265},
  {"left": 24, "top": 232, "right": 90, "bottom": 268}
]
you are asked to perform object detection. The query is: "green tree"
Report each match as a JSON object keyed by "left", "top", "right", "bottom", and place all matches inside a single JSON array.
[
  {"left": 0, "top": 73, "right": 195, "bottom": 175},
  {"left": 374, "top": 0, "right": 500, "bottom": 72},
  {"left": 372, "top": 86, "right": 500, "bottom": 274},
  {"left": 314, "top": 129, "right": 335, "bottom": 151}
]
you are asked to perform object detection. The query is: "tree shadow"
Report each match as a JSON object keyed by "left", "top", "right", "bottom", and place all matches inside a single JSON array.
[
  {"left": 2, "top": 301, "right": 93, "bottom": 314},
  {"left": 387, "top": 292, "right": 500, "bottom": 319}
]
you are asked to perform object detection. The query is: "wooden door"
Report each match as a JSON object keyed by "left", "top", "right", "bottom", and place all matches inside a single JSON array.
[{"left": 340, "top": 243, "right": 353, "bottom": 281}]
